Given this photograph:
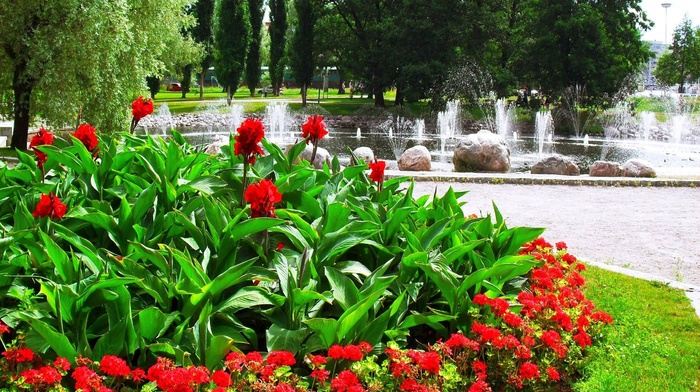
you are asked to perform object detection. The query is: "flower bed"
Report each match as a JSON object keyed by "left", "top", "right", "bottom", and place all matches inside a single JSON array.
[{"left": 0, "top": 101, "right": 611, "bottom": 391}]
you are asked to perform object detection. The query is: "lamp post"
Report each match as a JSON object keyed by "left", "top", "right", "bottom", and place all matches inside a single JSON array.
[
  {"left": 317, "top": 54, "right": 324, "bottom": 104},
  {"left": 662, "top": 3, "right": 672, "bottom": 45}
]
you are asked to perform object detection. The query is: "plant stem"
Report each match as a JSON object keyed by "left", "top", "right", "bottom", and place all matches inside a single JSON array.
[
  {"left": 310, "top": 141, "right": 318, "bottom": 166},
  {"left": 241, "top": 160, "right": 249, "bottom": 207}
]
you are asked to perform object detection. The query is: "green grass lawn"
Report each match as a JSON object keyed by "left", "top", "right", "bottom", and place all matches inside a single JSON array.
[{"left": 576, "top": 265, "right": 700, "bottom": 391}]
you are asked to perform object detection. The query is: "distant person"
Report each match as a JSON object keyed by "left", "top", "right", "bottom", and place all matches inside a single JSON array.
[{"left": 524, "top": 86, "right": 530, "bottom": 105}]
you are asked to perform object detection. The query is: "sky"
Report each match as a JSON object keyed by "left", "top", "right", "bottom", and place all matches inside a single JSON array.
[{"left": 640, "top": 0, "right": 700, "bottom": 43}]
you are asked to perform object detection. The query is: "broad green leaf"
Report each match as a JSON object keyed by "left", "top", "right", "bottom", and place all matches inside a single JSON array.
[
  {"left": 205, "top": 335, "right": 234, "bottom": 370},
  {"left": 304, "top": 318, "right": 339, "bottom": 348},
  {"left": 266, "top": 324, "right": 309, "bottom": 354},
  {"left": 138, "top": 307, "right": 168, "bottom": 340},
  {"left": 30, "top": 319, "right": 77, "bottom": 361},
  {"left": 324, "top": 267, "right": 360, "bottom": 311},
  {"left": 214, "top": 286, "right": 285, "bottom": 314},
  {"left": 39, "top": 231, "right": 74, "bottom": 283}
]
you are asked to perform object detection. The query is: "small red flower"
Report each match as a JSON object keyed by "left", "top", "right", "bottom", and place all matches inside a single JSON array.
[
  {"left": 0, "top": 321, "right": 9, "bottom": 335},
  {"left": 53, "top": 357, "right": 71, "bottom": 372},
  {"left": 301, "top": 115, "right": 328, "bottom": 144},
  {"left": 29, "top": 127, "right": 54, "bottom": 169},
  {"left": 555, "top": 241, "right": 567, "bottom": 249},
  {"left": 311, "top": 368, "right": 330, "bottom": 383},
  {"left": 212, "top": 370, "right": 232, "bottom": 387},
  {"left": 309, "top": 354, "right": 327, "bottom": 367},
  {"left": 277, "top": 242, "right": 285, "bottom": 251},
  {"left": 518, "top": 362, "right": 540, "bottom": 380},
  {"left": 131, "top": 368, "right": 146, "bottom": 383},
  {"left": 99, "top": 355, "right": 131, "bottom": 378},
  {"left": 2, "top": 347, "right": 34, "bottom": 363},
  {"left": 32, "top": 193, "right": 67, "bottom": 220},
  {"left": 275, "top": 383, "right": 295, "bottom": 392},
  {"left": 72, "top": 123, "right": 98, "bottom": 152},
  {"left": 245, "top": 179, "right": 282, "bottom": 218},
  {"left": 546, "top": 366, "right": 561, "bottom": 381},
  {"left": 131, "top": 96, "right": 154, "bottom": 121},
  {"left": 368, "top": 160, "right": 386, "bottom": 184},
  {"left": 328, "top": 344, "right": 344, "bottom": 360},
  {"left": 266, "top": 350, "right": 296, "bottom": 367},
  {"left": 235, "top": 118, "right": 265, "bottom": 164}
]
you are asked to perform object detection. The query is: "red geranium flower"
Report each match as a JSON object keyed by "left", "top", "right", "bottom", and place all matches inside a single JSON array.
[
  {"left": 235, "top": 118, "right": 265, "bottom": 164},
  {"left": 546, "top": 366, "right": 561, "bottom": 381},
  {"left": 100, "top": 354, "right": 131, "bottom": 377},
  {"left": 72, "top": 123, "right": 98, "bottom": 152},
  {"left": 301, "top": 115, "right": 328, "bottom": 144},
  {"left": 53, "top": 357, "right": 71, "bottom": 372},
  {"left": 244, "top": 179, "right": 282, "bottom": 218},
  {"left": 131, "top": 96, "right": 154, "bottom": 121},
  {"left": 368, "top": 160, "right": 386, "bottom": 184},
  {"left": 518, "top": 362, "right": 540, "bottom": 380},
  {"left": 212, "top": 370, "right": 232, "bottom": 387},
  {"left": 0, "top": 321, "right": 9, "bottom": 335},
  {"left": 29, "top": 127, "right": 54, "bottom": 169},
  {"left": 32, "top": 193, "right": 67, "bottom": 220},
  {"left": 2, "top": 347, "right": 34, "bottom": 363},
  {"left": 266, "top": 350, "right": 296, "bottom": 367}
]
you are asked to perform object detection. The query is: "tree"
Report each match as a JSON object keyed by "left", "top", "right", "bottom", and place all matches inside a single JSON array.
[
  {"left": 0, "top": 0, "right": 197, "bottom": 150},
  {"left": 269, "top": 0, "right": 288, "bottom": 96},
  {"left": 654, "top": 18, "right": 700, "bottom": 93},
  {"left": 214, "top": 0, "right": 250, "bottom": 105},
  {"left": 193, "top": 0, "right": 216, "bottom": 99},
  {"left": 246, "top": 0, "right": 265, "bottom": 96},
  {"left": 516, "top": 0, "right": 651, "bottom": 102},
  {"left": 289, "top": 0, "right": 317, "bottom": 107}
]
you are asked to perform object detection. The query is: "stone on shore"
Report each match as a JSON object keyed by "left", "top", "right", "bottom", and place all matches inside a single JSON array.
[
  {"left": 453, "top": 130, "right": 510, "bottom": 173},
  {"left": 351, "top": 147, "right": 375, "bottom": 165},
  {"left": 621, "top": 159, "right": 656, "bottom": 178},
  {"left": 531, "top": 154, "right": 580, "bottom": 176},
  {"left": 398, "top": 145, "right": 431, "bottom": 171},
  {"left": 589, "top": 161, "right": 622, "bottom": 177}
]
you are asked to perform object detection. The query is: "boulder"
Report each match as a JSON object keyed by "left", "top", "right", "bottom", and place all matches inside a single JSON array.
[
  {"left": 300, "top": 145, "right": 333, "bottom": 169},
  {"left": 398, "top": 145, "right": 431, "bottom": 171},
  {"left": 621, "top": 159, "right": 656, "bottom": 178},
  {"left": 351, "top": 147, "right": 375, "bottom": 165},
  {"left": 531, "top": 154, "right": 580, "bottom": 176},
  {"left": 589, "top": 161, "right": 621, "bottom": 177},
  {"left": 453, "top": 130, "right": 510, "bottom": 173}
]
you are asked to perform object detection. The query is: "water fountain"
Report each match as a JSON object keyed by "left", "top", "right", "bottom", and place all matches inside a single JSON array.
[
  {"left": 437, "top": 100, "right": 461, "bottom": 154},
  {"left": 382, "top": 115, "right": 417, "bottom": 160},
  {"left": 155, "top": 103, "right": 173, "bottom": 136},
  {"left": 495, "top": 98, "right": 515, "bottom": 140},
  {"left": 639, "top": 111, "right": 656, "bottom": 141},
  {"left": 356, "top": 127, "right": 362, "bottom": 139},
  {"left": 415, "top": 119, "right": 425, "bottom": 140},
  {"left": 534, "top": 111, "right": 554, "bottom": 156},
  {"left": 228, "top": 104, "right": 245, "bottom": 133},
  {"left": 265, "top": 102, "right": 291, "bottom": 142}
]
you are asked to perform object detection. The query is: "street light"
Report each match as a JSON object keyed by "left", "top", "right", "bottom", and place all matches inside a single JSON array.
[
  {"left": 662, "top": 3, "right": 672, "bottom": 45},
  {"left": 317, "top": 54, "right": 324, "bottom": 104}
]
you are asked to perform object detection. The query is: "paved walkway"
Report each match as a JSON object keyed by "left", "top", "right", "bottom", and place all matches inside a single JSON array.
[{"left": 399, "top": 171, "right": 700, "bottom": 317}]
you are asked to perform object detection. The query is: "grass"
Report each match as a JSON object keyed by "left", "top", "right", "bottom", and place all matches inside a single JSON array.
[{"left": 575, "top": 265, "right": 700, "bottom": 391}]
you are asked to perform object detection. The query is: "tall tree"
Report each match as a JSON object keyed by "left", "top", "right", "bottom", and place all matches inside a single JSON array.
[
  {"left": 269, "top": 0, "right": 288, "bottom": 96},
  {"left": 0, "top": 0, "right": 197, "bottom": 149},
  {"left": 517, "top": 0, "right": 651, "bottom": 102},
  {"left": 654, "top": 18, "right": 700, "bottom": 93},
  {"left": 214, "top": 0, "right": 250, "bottom": 105},
  {"left": 289, "top": 0, "right": 317, "bottom": 107},
  {"left": 246, "top": 0, "right": 264, "bottom": 96},
  {"left": 193, "top": 0, "right": 216, "bottom": 99}
]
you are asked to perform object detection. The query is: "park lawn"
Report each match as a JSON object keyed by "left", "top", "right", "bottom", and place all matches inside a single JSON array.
[{"left": 575, "top": 265, "right": 700, "bottom": 392}]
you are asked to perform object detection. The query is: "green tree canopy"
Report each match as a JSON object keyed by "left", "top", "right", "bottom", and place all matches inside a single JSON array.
[
  {"left": 654, "top": 17, "right": 700, "bottom": 93},
  {"left": 0, "top": 0, "right": 200, "bottom": 149},
  {"left": 269, "top": 0, "right": 288, "bottom": 96},
  {"left": 289, "top": 0, "right": 317, "bottom": 107},
  {"left": 245, "top": 0, "right": 265, "bottom": 96},
  {"left": 214, "top": 0, "right": 250, "bottom": 104}
]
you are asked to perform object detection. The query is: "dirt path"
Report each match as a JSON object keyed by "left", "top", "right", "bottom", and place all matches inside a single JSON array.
[{"left": 412, "top": 182, "right": 700, "bottom": 286}]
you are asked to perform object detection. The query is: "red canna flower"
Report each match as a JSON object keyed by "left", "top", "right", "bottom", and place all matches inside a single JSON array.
[
  {"left": 368, "top": 160, "right": 386, "bottom": 184},
  {"left": 29, "top": 127, "right": 54, "bottom": 169},
  {"left": 72, "top": 123, "right": 98, "bottom": 152},
  {"left": 244, "top": 179, "right": 282, "bottom": 218},
  {"left": 32, "top": 193, "right": 67, "bottom": 220},
  {"left": 235, "top": 118, "right": 265, "bottom": 164},
  {"left": 301, "top": 115, "right": 328, "bottom": 144},
  {"left": 131, "top": 96, "right": 154, "bottom": 121},
  {"left": 0, "top": 321, "right": 9, "bottom": 335}
]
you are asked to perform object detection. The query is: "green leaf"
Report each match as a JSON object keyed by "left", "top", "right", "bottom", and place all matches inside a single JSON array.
[
  {"left": 30, "top": 319, "right": 77, "bottom": 361},
  {"left": 336, "top": 277, "right": 394, "bottom": 341},
  {"left": 138, "top": 307, "right": 168, "bottom": 340},
  {"left": 39, "top": 231, "right": 74, "bottom": 283},
  {"left": 214, "top": 286, "right": 285, "bottom": 314},
  {"left": 266, "top": 324, "right": 309, "bottom": 354},
  {"left": 324, "top": 267, "right": 360, "bottom": 311},
  {"left": 226, "top": 217, "right": 284, "bottom": 241},
  {"left": 206, "top": 335, "right": 234, "bottom": 370},
  {"left": 305, "top": 318, "right": 339, "bottom": 348}
]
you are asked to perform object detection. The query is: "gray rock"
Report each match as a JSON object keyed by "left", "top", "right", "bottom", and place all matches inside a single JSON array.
[
  {"left": 621, "top": 159, "right": 656, "bottom": 178},
  {"left": 453, "top": 130, "right": 511, "bottom": 173},
  {"left": 589, "top": 161, "right": 622, "bottom": 177},
  {"left": 398, "top": 145, "right": 431, "bottom": 171},
  {"left": 531, "top": 154, "right": 580, "bottom": 176},
  {"left": 351, "top": 147, "right": 375, "bottom": 165},
  {"left": 299, "top": 145, "right": 333, "bottom": 169}
]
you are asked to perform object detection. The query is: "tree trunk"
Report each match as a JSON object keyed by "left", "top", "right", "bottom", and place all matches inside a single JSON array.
[
  {"left": 199, "top": 71, "right": 205, "bottom": 100},
  {"left": 11, "top": 60, "right": 35, "bottom": 150},
  {"left": 373, "top": 87, "right": 385, "bottom": 107},
  {"left": 301, "top": 83, "right": 307, "bottom": 107},
  {"left": 226, "top": 86, "right": 232, "bottom": 106},
  {"left": 395, "top": 86, "right": 404, "bottom": 106}
]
